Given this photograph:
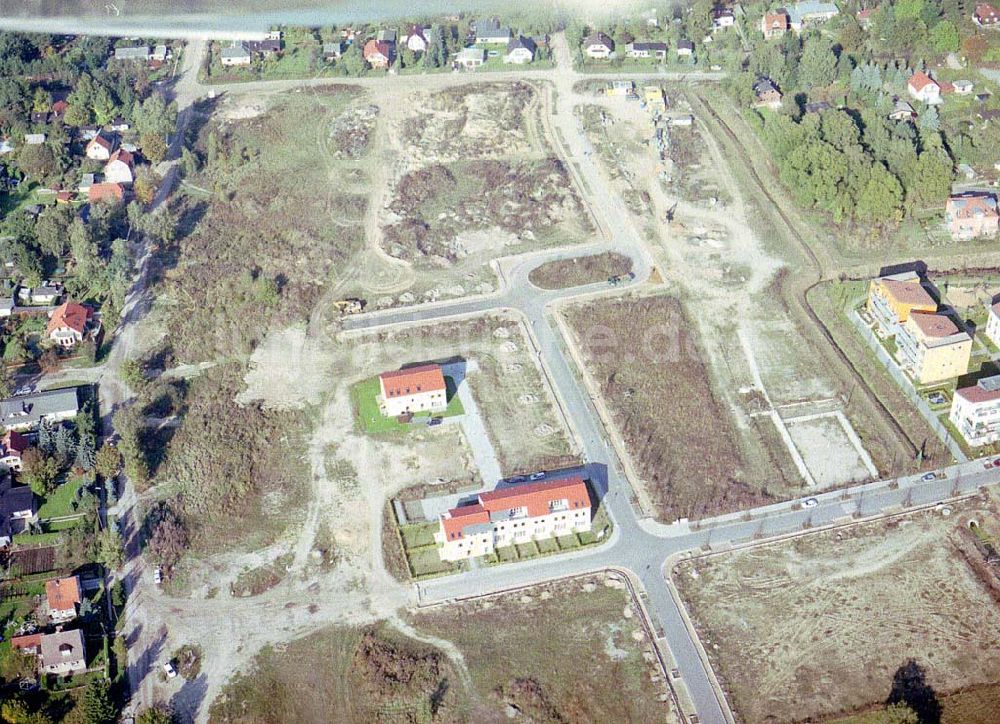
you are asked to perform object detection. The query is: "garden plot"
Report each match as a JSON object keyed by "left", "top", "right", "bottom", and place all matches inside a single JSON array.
[{"left": 675, "top": 499, "right": 1000, "bottom": 723}]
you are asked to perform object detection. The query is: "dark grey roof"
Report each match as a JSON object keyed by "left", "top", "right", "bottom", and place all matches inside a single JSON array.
[
  {"left": 246, "top": 39, "right": 281, "bottom": 53},
  {"left": 0, "top": 481, "right": 35, "bottom": 540},
  {"left": 632, "top": 42, "right": 668, "bottom": 52},
  {"left": 677, "top": 39, "right": 694, "bottom": 50},
  {"left": 583, "top": 32, "right": 615, "bottom": 50},
  {"left": 0, "top": 388, "right": 79, "bottom": 430},
  {"left": 506, "top": 36, "right": 536, "bottom": 53}
]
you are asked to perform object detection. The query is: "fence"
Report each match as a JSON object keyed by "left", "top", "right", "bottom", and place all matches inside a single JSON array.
[{"left": 850, "top": 309, "right": 968, "bottom": 462}]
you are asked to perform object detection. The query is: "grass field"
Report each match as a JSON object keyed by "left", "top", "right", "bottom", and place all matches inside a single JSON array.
[
  {"left": 564, "top": 294, "right": 776, "bottom": 520},
  {"left": 675, "top": 499, "right": 1000, "bottom": 723},
  {"left": 528, "top": 251, "right": 633, "bottom": 290},
  {"left": 410, "top": 575, "right": 671, "bottom": 722},
  {"left": 350, "top": 375, "right": 464, "bottom": 435}
]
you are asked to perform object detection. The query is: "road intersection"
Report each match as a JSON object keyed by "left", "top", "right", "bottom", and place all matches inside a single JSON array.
[{"left": 79, "top": 34, "right": 1000, "bottom": 723}]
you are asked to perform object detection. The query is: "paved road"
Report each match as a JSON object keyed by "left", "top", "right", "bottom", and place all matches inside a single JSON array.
[{"left": 94, "top": 34, "right": 1000, "bottom": 723}]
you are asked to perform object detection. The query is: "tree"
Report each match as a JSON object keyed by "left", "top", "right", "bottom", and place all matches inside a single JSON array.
[
  {"left": 16, "top": 142, "right": 60, "bottom": 180},
  {"left": 20, "top": 448, "right": 60, "bottom": 496},
  {"left": 82, "top": 678, "right": 117, "bottom": 724},
  {"left": 341, "top": 44, "right": 366, "bottom": 76},
  {"left": 96, "top": 527, "right": 125, "bottom": 569},
  {"left": 929, "top": 20, "right": 960, "bottom": 52},
  {"left": 94, "top": 444, "right": 123, "bottom": 479},
  {"left": 140, "top": 132, "right": 168, "bottom": 164},
  {"left": 54, "top": 425, "right": 77, "bottom": 466},
  {"left": 1, "top": 697, "right": 52, "bottom": 724},
  {"left": 148, "top": 508, "right": 188, "bottom": 571},
  {"left": 136, "top": 706, "right": 173, "bottom": 724},
  {"left": 133, "top": 166, "right": 158, "bottom": 205},
  {"left": 799, "top": 36, "right": 837, "bottom": 90},
  {"left": 120, "top": 358, "right": 146, "bottom": 390},
  {"left": 918, "top": 103, "right": 940, "bottom": 132},
  {"left": 31, "top": 86, "right": 51, "bottom": 113},
  {"left": 75, "top": 434, "right": 96, "bottom": 471}
]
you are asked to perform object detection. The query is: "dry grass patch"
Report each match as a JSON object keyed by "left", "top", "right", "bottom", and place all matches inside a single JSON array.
[
  {"left": 528, "top": 252, "right": 633, "bottom": 290},
  {"left": 410, "top": 575, "right": 672, "bottom": 722},
  {"left": 564, "top": 294, "right": 773, "bottom": 520},
  {"left": 209, "top": 624, "right": 467, "bottom": 723},
  {"left": 676, "top": 499, "right": 1000, "bottom": 723},
  {"left": 156, "top": 87, "right": 368, "bottom": 362}
]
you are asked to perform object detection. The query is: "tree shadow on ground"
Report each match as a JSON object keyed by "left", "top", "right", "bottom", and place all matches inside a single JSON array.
[{"left": 886, "top": 659, "right": 941, "bottom": 724}]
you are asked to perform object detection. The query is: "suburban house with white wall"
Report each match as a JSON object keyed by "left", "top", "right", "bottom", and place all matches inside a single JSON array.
[
  {"left": 378, "top": 364, "right": 448, "bottom": 418},
  {"left": 435, "top": 477, "right": 592, "bottom": 561},
  {"left": 950, "top": 375, "right": 1000, "bottom": 447},
  {"left": 986, "top": 301, "right": 1000, "bottom": 348},
  {"left": 46, "top": 576, "right": 82, "bottom": 623}
]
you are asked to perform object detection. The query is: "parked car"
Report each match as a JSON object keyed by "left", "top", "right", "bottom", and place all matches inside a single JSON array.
[
  {"left": 529, "top": 472, "right": 545, "bottom": 481},
  {"left": 162, "top": 661, "right": 177, "bottom": 679},
  {"left": 802, "top": 497, "right": 818, "bottom": 508},
  {"left": 427, "top": 417, "right": 443, "bottom": 427},
  {"left": 153, "top": 567, "right": 162, "bottom": 585}
]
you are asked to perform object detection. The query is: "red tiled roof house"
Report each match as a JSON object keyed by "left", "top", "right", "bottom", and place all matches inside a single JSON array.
[
  {"left": 46, "top": 575, "right": 82, "bottom": 622},
  {"left": 378, "top": 364, "right": 447, "bottom": 418},
  {"left": 47, "top": 302, "right": 93, "bottom": 348},
  {"left": 761, "top": 11, "right": 790, "bottom": 38},
  {"left": 363, "top": 39, "right": 392, "bottom": 69},
  {"left": 908, "top": 71, "right": 941, "bottom": 104},
  {"left": 435, "top": 476, "right": 592, "bottom": 561},
  {"left": 974, "top": 3, "right": 1000, "bottom": 26},
  {"left": 87, "top": 182, "right": 124, "bottom": 204},
  {"left": 945, "top": 192, "right": 999, "bottom": 240}
]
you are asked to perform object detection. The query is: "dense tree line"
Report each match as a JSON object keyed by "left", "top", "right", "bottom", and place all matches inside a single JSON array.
[{"left": 725, "top": 0, "right": 1000, "bottom": 231}]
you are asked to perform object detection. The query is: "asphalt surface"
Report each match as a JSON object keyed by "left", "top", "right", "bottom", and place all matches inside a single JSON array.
[{"left": 81, "top": 34, "right": 1000, "bottom": 723}]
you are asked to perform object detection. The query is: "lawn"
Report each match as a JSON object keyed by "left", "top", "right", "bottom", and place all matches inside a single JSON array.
[
  {"left": 410, "top": 577, "right": 671, "bottom": 722},
  {"left": 37, "top": 476, "right": 87, "bottom": 520},
  {"left": 351, "top": 375, "right": 464, "bottom": 435}
]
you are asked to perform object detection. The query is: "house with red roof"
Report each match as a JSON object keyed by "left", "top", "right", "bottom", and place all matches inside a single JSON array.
[
  {"left": 907, "top": 71, "right": 941, "bottom": 104},
  {"left": 103, "top": 148, "right": 134, "bottom": 185},
  {"left": 950, "top": 375, "right": 1000, "bottom": 446},
  {"left": 974, "top": 3, "right": 1000, "bottom": 26},
  {"left": 761, "top": 11, "right": 790, "bottom": 38},
  {"left": 88, "top": 182, "right": 124, "bottom": 204},
  {"left": 378, "top": 364, "right": 447, "bottom": 418},
  {"left": 47, "top": 302, "right": 93, "bottom": 348},
  {"left": 46, "top": 575, "right": 82, "bottom": 622},
  {"left": 0, "top": 430, "right": 29, "bottom": 471},
  {"left": 945, "top": 192, "right": 999, "bottom": 240},
  {"left": 435, "top": 476, "right": 592, "bottom": 561},
  {"left": 363, "top": 39, "right": 392, "bottom": 69},
  {"left": 84, "top": 131, "right": 115, "bottom": 160}
]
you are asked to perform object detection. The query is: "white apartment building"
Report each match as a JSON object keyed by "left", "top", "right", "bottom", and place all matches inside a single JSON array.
[
  {"left": 436, "top": 477, "right": 592, "bottom": 562},
  {"left": 950, "top": 375, "right": 1000, "bottom": 447},
  {"left": 378, "top": 364, "right": 448, "bottom": 418}
]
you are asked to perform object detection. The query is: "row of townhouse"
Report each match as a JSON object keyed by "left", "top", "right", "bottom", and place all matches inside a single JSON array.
[
  {"left": 435, "top": 477, "right": 592, "bottom": 561},
  {"left": 866, "top": 271, "right": 972, "bottom": 385},
  {"left": 371, "top": 362, "right": 594, "bottom": 562}
]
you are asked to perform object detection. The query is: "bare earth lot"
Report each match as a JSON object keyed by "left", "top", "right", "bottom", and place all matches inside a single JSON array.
[{"left": 675, "top": 498, "right": 1000, "bottom": 723}]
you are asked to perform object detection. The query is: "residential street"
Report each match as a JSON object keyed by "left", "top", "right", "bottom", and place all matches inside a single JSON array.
[{"left": 62, "top": 34, "right": 1000, "bottom": 724}]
